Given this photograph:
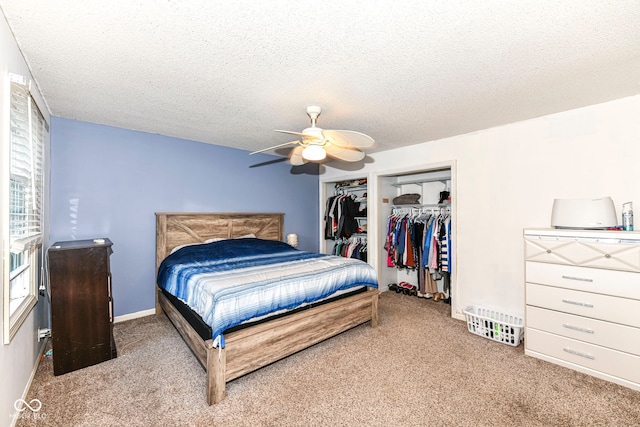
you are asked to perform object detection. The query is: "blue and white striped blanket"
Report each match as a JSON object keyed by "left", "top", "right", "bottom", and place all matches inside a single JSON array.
[{"left": 157, "top": 238, "right": 378, "bottom": 347}]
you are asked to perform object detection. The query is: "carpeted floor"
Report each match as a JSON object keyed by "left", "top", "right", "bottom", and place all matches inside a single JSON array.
[{"left": 14, "top": 292, "right": 640, "bottom": 426}]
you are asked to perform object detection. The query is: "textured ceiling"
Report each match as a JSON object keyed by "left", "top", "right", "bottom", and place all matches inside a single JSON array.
[{"left": 1, "top": 1, "right": 640, "bottom": 157}]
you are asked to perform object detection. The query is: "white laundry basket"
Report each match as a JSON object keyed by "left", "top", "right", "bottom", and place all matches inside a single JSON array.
[{"left": 463, "top": 306, "right": 524, "bottom": 347}]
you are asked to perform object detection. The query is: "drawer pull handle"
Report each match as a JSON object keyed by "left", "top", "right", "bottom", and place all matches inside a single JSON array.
[
  {"left": 561, "top": 299, "right": 594, "bottom": 308},
  {"left": 562, "top": 323, "right": 594, "bottom": 334},
  {"left": 108, "top": 275, "right": 113, "bottom": 322},
  {"left": 561, "top": 275, "right": 593, "bottom": 283},
  {"left": 563, "top": 347, "right": 594, "bottom": 360}
]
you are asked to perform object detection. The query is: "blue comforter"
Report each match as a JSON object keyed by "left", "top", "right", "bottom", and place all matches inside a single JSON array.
[{"left": 157, "top": 238, "right": 378, "bottom": 347}]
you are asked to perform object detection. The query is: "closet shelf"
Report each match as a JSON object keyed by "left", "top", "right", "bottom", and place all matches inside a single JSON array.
[
  {"left": 389, "top": 171, "right": 451, "bottom": 187},
  {"left": 334, "top": 181, "right": 367, "bottom": 193},
  {"left": 391, "top": 180, "right": 448, "bottom": 187},
  {"left": 338, "top": 184, "right": 367, "bottom": 190}
]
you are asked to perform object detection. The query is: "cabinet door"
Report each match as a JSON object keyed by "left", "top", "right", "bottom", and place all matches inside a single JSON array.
[{"left": 50, "top": 245, "right": 113, "bottom": 375}]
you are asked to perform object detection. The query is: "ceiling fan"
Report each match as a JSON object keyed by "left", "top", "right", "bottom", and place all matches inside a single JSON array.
[{"left": 250, "top": 106, "right": 375, "bottom": 165}]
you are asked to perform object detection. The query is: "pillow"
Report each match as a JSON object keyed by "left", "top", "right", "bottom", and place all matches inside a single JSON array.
[
  {"left": 171, "top": 234, "right": 258, "bottom": 254},
  {"left": 203, "top": 233, "right": 255, "bottom": 243},
  {"left": 204, "top": 238, "right": 225, "bottom": 243},
  {"left": 170, "top": 242, "right": 202, "bottom": 254}
]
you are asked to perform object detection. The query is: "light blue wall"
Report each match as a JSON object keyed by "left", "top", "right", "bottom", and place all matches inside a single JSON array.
[{"left": 49, "top": 117, "right": 319, "bottom": 316}]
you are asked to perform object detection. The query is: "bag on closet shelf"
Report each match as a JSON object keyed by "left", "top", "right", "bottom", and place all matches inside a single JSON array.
[
  {"left": 438, "top": 190, "right": 450, "bottom": 204},
  {"left": 393, "top": 193, "right": 421, "bottom": 205}
]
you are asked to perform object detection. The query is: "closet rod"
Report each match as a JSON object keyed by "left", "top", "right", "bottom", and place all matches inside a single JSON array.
[{"left": 391, "top": 203, "right": 450, "bottom": 208}]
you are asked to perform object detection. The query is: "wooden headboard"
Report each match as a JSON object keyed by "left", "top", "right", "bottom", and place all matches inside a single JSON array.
[{"left": 155, "top": 212, "right": 284, "bottom": 270}]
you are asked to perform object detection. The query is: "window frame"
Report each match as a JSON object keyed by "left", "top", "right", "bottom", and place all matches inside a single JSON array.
[{"left": 3, "top": 73, "right": 48, "bottom": 344}]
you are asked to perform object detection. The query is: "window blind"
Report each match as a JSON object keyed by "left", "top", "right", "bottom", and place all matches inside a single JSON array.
[{"left": 9, "top": 79, "right": 46, "bottom": 253}]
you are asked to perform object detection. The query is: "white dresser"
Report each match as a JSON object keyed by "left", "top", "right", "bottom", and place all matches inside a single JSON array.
[{"left": 524, "top": 228, "right": 640, "bottom": 391}]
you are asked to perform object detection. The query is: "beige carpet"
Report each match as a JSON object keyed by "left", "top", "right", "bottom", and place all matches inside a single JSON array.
[{"left": 15, "top": 292, "right": 640, "bottom": 426}]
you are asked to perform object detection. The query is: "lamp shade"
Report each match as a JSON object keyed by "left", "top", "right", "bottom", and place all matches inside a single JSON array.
[{"left": 286, "top": 233, "right": 298, "bottom": 247}]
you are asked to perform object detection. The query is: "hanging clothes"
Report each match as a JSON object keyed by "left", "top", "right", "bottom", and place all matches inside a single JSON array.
[
  {"left": 385, "top": 207, "right": 451, "bottom": 297},
  {"left": 332, "top": 236, "right": 367, "bottom": 261},
  {"left": 325, "top": 193, "right": 361, "bottom": 240}
]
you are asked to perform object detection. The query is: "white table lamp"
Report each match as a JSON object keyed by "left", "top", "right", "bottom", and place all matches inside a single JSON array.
[{"left": 286, "top": 233, "right": 298, "bottom": 248}]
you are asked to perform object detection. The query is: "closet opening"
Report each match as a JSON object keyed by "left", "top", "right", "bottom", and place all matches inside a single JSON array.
[
  {"left": 322, "top": 178, "right": 369, "bottom": 261},
  {"left": 375, "top": 162, "right": 457, "bottom": 318}
]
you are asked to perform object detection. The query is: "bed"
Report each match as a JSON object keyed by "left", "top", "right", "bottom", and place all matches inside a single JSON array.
[{"left": 155, "top": 212, "right": 380, "bottom": 404}]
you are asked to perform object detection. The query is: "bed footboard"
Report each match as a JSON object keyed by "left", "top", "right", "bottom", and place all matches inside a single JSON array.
[{"left": 158, "top": 286, "right": 379, "bottom": 404}]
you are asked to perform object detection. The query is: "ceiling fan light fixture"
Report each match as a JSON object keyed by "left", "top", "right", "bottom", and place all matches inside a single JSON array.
[
  {"left": 251, "top": 106, "right": 373, "bottom": 164},
  {"left": 301, "top": 145, "right": 326, "bottom": 161}
]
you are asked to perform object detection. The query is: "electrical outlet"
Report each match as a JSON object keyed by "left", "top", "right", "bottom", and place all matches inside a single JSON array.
[{"left": 37, "top": 328, "right": 51, "bottom": 342}]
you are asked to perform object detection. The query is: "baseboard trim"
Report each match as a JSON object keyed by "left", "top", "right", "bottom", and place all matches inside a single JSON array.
[
  {"left": 114, "top": 309, "right": 155, "bottom": 324},
  {"left": 10, "top": 338, "right": 48, "bottom": 427}
]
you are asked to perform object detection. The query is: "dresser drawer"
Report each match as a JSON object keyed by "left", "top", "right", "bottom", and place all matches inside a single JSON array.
[
  {"left": 526, "top": 328, "right": 640, "bottom": 384},
  {"left": 526, "top": 305, "right": 640, "bottom": 355},
  {"left": 524, "top": 236, "right": 640, "bottom": 272},
  {"left": 525, "top": 261, "right": 640, "bottom": 299},
  {"left": 526, "top": 282, "right": 640, "bottom": 328}
]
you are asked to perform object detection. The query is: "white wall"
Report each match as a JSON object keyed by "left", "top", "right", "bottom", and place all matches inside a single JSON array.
[
  {"left": 321, "top": 95, "right": 640, "bottom": 319},
  {"left": 0, "top": 13, "right": 50, "bottom": 427}
]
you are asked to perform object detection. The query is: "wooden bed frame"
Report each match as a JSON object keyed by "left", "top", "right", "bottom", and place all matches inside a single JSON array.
[{"left": 155, "top": 212, "right": 379, "bottom": 404}]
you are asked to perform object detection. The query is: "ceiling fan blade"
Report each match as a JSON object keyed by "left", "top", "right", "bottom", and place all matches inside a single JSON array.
[
  {"left": 275, "top": 129, "right": 323, "bottom": 142},
  {"left": 324, "top": 144, "right": 366, "bottom": 162},
  {"left": 323, "top": 130, "right": 375, "bottom": 148},
  {"left": 289, "top": 145, "right": 306, "bottom": 166},
  {"left": 250, "top": 140, "right": 299, "bottom": 155}
]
